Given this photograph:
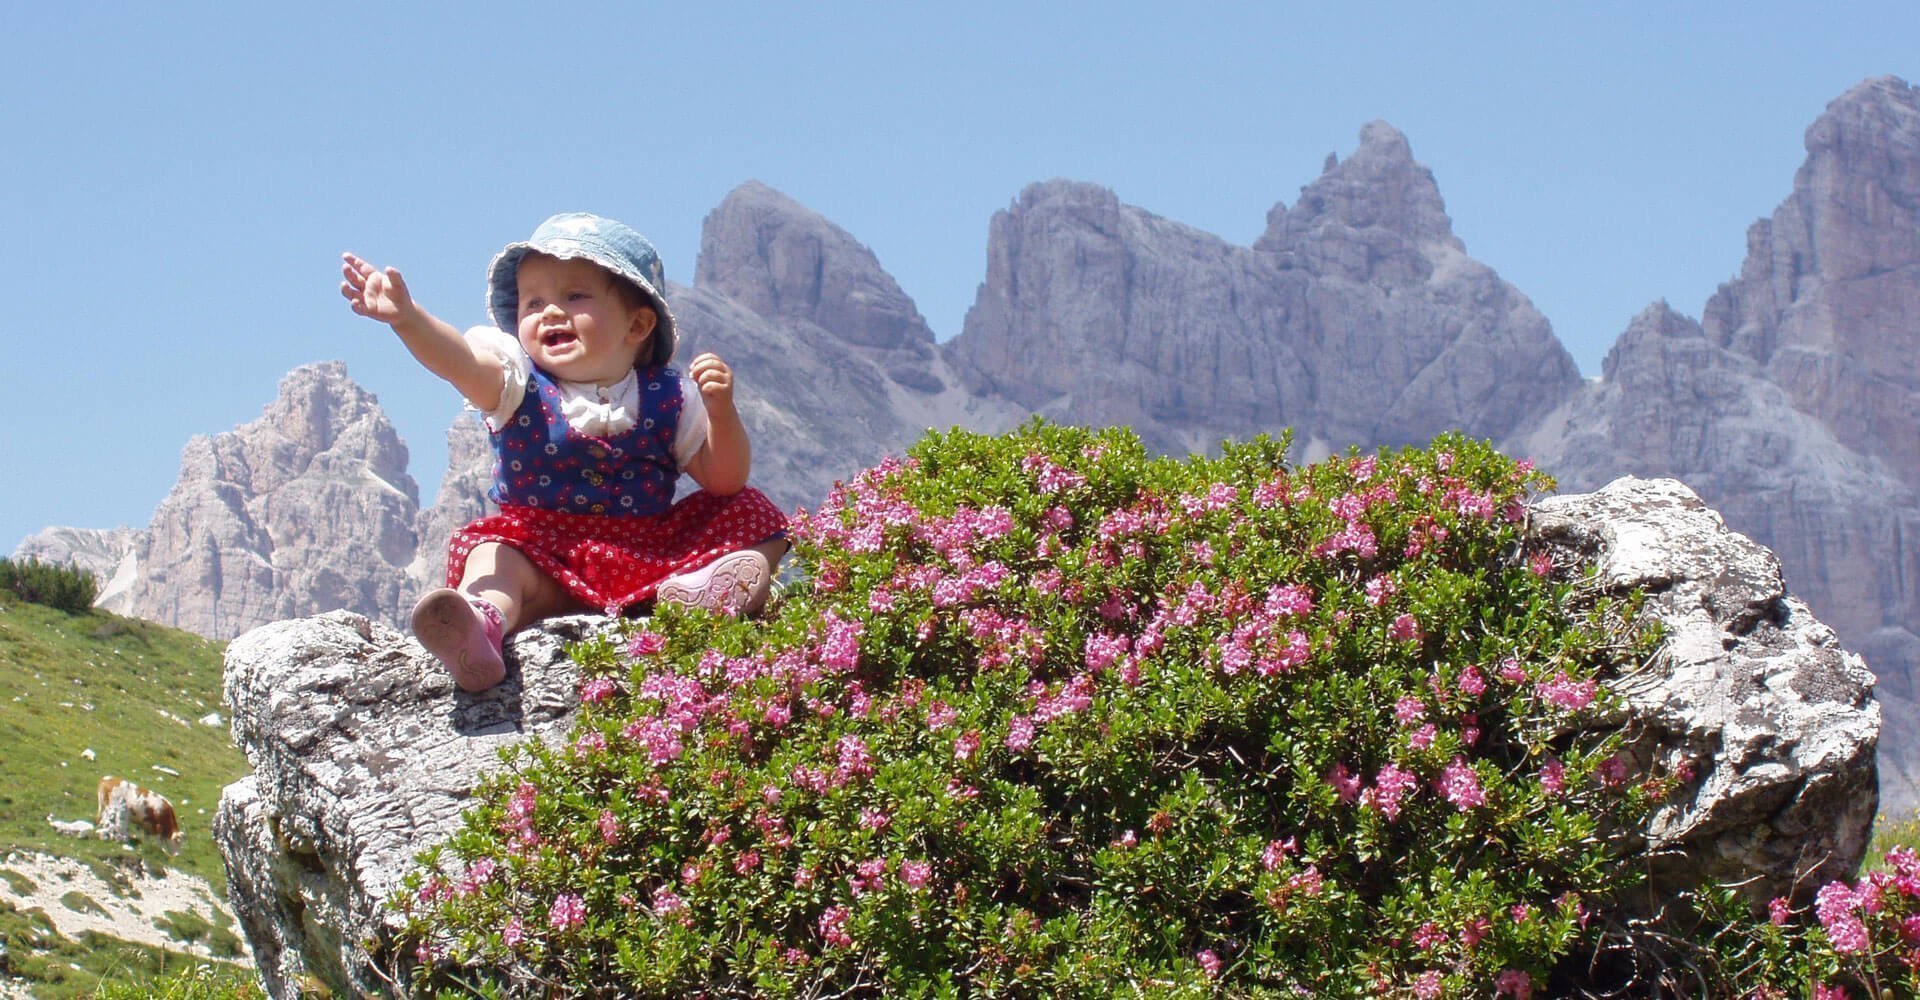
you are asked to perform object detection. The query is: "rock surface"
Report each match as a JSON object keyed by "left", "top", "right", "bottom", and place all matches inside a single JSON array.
[
  {"left": 214, "top": 609, "right": 607, "bottom": 999},
  {"left": 215, "top": 480, "right": 1877, "bottom": 994},
  {"left": 1531, "top": 478, "right": 1878, "bottom": 900}
]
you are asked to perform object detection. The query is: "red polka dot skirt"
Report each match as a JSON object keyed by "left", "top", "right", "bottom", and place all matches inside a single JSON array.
[{"left": 446, "top": 488, "right": 788, "bottom": 616}]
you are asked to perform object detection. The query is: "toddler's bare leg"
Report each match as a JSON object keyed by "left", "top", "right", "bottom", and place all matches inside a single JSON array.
[
  {"left": 413, "top": 543, "right": 576, "bottom": 692},
  {"left": 457, "top": 541, "right": 578, "bottom": 631}
]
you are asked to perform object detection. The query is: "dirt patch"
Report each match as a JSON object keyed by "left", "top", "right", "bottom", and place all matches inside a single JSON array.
[{"left": 0, "top": 850, "right": 247, "bottom": 962}]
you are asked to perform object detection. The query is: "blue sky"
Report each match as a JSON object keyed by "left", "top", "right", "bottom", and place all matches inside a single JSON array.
[{"left": 3, "top": 4, "right": 1915, "bottom": 553}]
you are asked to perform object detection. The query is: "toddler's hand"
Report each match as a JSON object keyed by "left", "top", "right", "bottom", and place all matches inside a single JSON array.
[
  {"left": 340, "top": 252, "right": 418, "bottom": 327},
  {"left": 688, "top": 353, "right": 735, "bottom": 410}
]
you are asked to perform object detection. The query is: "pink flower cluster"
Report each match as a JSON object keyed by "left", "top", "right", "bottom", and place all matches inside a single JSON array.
[{"left": 1535, "top": 672, "right": 1597, "bottom": 712}]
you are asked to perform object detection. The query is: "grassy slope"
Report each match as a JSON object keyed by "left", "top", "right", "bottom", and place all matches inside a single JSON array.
[{"left": 0, "top": 595, "right": 255, "bottom": 997}]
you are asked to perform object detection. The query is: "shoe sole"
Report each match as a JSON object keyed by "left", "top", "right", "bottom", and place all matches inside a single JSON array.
[
  {"left": 411, "top": 588, "right": 505, "bottom": 691},
  {"left": 656, "top": 551, "right": 771, "bottom": 617}
]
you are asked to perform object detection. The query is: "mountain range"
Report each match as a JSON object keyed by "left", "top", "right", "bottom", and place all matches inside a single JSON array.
[{"left": 18, "top": 75, "right": 1920, "bottom": 808}]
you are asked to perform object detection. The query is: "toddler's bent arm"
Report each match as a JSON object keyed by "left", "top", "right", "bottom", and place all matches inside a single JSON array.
[
  {"left": 340, "top": 252, "right": 506, "bottom": 411},
  {"left": 682, "top": 352, "right": 752, "bottom": 496}
]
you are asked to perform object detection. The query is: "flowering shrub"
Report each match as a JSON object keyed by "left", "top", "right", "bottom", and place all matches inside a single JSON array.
[
  {"left": 1663, "top": 845, "right": 1920, "bottom": 998},
  {"left": 394, "top": 421, "right": 1671, "bottom": 997}
]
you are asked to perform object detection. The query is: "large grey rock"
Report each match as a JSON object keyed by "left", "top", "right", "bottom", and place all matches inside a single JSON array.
[
  {"left": 213, "top": 609, "right": 607, "bottom": 999},
  {"left": 1532, "top": 477, "right": 1878, "bottom": 901},
  {"left": 216, "top": 481, "right": 1876, "bottom": 994}
]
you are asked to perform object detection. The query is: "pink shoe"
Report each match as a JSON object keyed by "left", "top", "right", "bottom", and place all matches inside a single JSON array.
[
  {"left": 655, "top": 550, "right": 773, "bottom": 617},
  {"left": 411, "top": 589, "right": 506, "bottom": 691}
]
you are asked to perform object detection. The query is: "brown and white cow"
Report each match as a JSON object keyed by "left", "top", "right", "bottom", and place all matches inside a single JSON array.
[{"left": 96, "top": 775, "right": 184, "bottom": 854}]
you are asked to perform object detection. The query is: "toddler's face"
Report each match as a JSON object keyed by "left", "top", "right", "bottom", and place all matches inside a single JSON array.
[{"left": 514, "top": 254, "right": 655, "bottom": 384}]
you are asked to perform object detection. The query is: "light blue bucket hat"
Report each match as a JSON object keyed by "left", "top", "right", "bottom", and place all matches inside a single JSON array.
[{"left": 486, "top": 212, "right": 677, "bottom": 366}]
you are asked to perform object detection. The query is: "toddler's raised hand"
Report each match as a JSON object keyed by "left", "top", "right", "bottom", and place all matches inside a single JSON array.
[
  {"left": 340, "top": 252, "right": 418, "bottom": 327},
  {"left": 689, "top": 353, "right": 735, "bottom": 411}
]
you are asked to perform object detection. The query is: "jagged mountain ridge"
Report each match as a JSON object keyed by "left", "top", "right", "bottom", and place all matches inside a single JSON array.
[{"left": 19, "top": 75, "right": 1920, "bottom": 806}]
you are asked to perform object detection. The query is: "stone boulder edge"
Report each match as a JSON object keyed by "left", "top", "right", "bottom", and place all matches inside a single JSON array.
[
  {"left": 216, "top": 478, "right": 1879, "bottom": 996},
  {"left": 213, "top": 609, "right": 613, "bottom": 998},
  {"left": 1531, "top": 476, "right": 1879, "bottom": 904}
]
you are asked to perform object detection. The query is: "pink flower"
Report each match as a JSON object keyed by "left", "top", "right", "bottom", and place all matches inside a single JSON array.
[
  {"left": 1438, "top": 757, "right": 1486, "bottom": 811},
  {"left": 1814, "top": 985, "right": 1851, "bottom": 1000},
  {"left": 1412, "top": 969, "right": 1443, "bottom": 999},
  {"left": 1768, "top": 896, "right": 1791, "bottom": 926},
  {"left": 597, "top": 810, "right": 620, "bottom": 845},
  {"left": 1457, "top": 664, "right": 1487, "bottom": 697},
  {"left": 1408, "top": 723, "right": 1436, "bottom": 751},
  {"left": 1497, "top": 657, "right": 1527, "bottom": 683},
  {"left": 1327, "top": 762, "right": 1362, "bottom": 803},
  {"left": 1538, "top": 758, "right": 1566, "bottom": 797},
  {"left": 1388, "top": 613, "right": 1421, "bottom": 643},
  {"left": 1196, "top": 949, "right": 1222, "bottom": 978},
  {"left": 1004, "top": 714, "right": 1036, "bottom": 752},
  {"left": 548, "top": 893, "right": 585, "bottom": 933},
  {"left": 1365, "top": 575, "right": 1397, "bottom": 607},
  {"left": 1364, "top": 763, "right": 1418, "bottom": 820},
  {"left": 859, "top": 807, "right": 892, "bottom": 832},
  {"left": 902, "top": 860, "right": 932, "bottom": 889},
  {"left": 502, "top": 915, "right": 525, "bottom": 947},
  {"left": 1494, "top": 969, "right": 1533, "bottom": 999},
  {"left": 1261, "top": 837, "right": 1296, "bottom": 871},
  {"left": 1412, "top": 922, "right": 1447, "bottom": 950},
  {"left": 1535, "top": 672, "right": 1596, "bottom": 711},
  {"left": 628, "top": 630, "right": 666, "bottom": 657},
  {"left": 579, "top": 677, "right": 617, "bottom": 704},
  {"left": 1460, "top": 916, "right": 1490, "bottom": 948},
  {"left": 1394, "top": 696, "right": 1427, "bottom": 725},
  {"left": 652, "top": 888, "right": 687, "bottom": 918},
  {"left": 1817, "top": 881, "right": 1871, "bottom": 953},
  {"left": 954, "top": 730, "right": 982, "bottom": 761},
  {"left": 818, "top": 905, "right": 854, "bottom": 949}
]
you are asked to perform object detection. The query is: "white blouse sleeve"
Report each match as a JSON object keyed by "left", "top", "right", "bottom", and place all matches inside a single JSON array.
[
  {"left": 462, "top": 326, "right": 529, "bottom": 431},
  {"left": 672, "top": 375, "right": 710, "bottom": 469}
]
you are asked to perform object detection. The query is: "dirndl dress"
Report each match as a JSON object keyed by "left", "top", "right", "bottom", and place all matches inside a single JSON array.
[{"left": 445, "top": 364, "right": 787, "bottom": 615}]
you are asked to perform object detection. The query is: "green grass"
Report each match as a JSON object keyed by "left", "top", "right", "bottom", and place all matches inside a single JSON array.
[
  {"left": 0, "top": 599, "right": 243, "bottom": 895},
  {"left": 0, "top": 597, "right": 258, "bottom": 997},
  {"left": 1869, "top": 806, "right": 1920, "bottom": 872}
]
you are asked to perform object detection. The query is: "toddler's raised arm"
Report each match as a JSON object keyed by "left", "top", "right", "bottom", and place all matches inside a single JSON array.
[{"left": 340, "top": 252, "right": 505, "bottom": 411}]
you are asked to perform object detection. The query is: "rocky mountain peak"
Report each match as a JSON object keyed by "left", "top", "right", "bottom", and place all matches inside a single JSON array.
[
  {"left": 1698, "top": 73, "right": 1920, "bottom": 489},
  {"left": 238, "top": 361, "right": 415, "bottom": 499},
  {"left": 1255, "top": 119, "right": 1462, "bottom": 279},
  {"left": 1600, "top": 300, "right": 1705, "bottom": 382},
  {"left": 694, "top": 180, "right": 934, "bottom": 351}
]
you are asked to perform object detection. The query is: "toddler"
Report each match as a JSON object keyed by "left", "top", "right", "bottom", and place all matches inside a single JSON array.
[{"left": 341, "top": 212, "right": 788, "bottom": 691}]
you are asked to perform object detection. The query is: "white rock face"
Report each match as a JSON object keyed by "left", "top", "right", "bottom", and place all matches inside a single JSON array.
[
  {"left": 1532, "top": 478, "right": 1879, "bottom": 899},
  {"left": 214, "top": 609, "right": 605, "bottom": 998}
]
